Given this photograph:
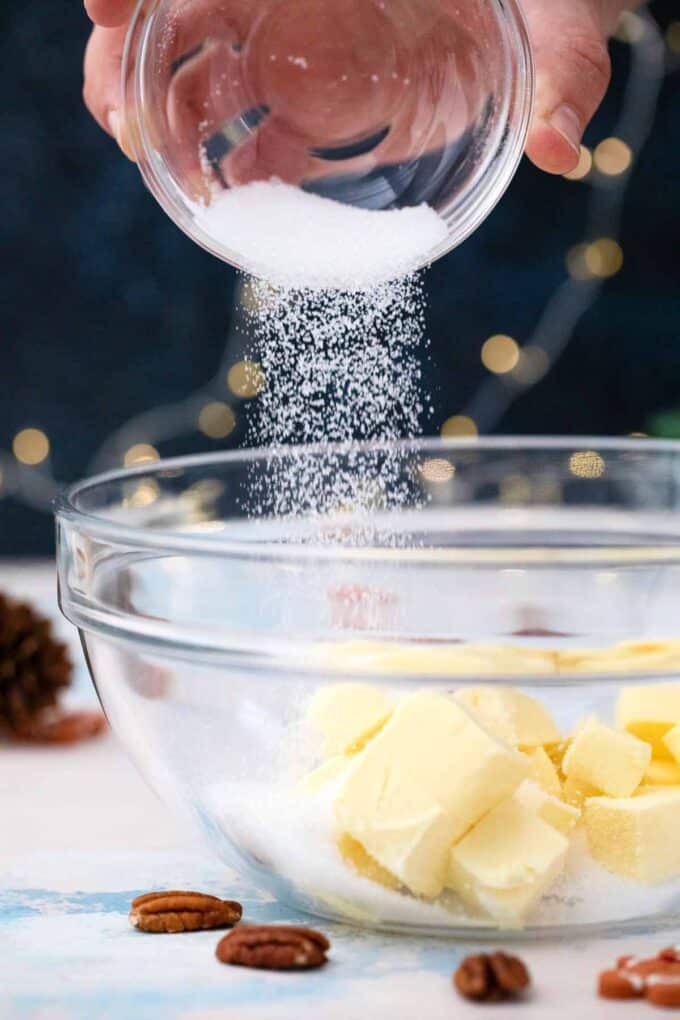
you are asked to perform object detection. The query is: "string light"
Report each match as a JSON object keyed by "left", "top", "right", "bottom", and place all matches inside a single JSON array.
[
  {"left": 569, "top": 451, "right": 606, "bottom": 479},
  {"left": 123, "top": 443, "right": 160, "bottom": 467},
  {"left": 511, "top": 346, "right": 550, "bottom": 386},
  {"left": 13, "top": 429, "right": 49, "bottom": 466},
  {"left": 227, "top": 360, "right": 265, "bottom": 398},
  {"left": 198, "top": 401, "right": 236, "bottom": 439},
  {"left": 481, "top": 335, "right": 520, "bottom": 374},
  {"left": 564, "top": 145, "right": 593, "bottom": 181},
  {"left": 124, "top": 479, "right": 160, "bottom": 508},
  {"left": 441, "top": 415, "right": 478, "bottom": 438},
  {"left": 585, "top": 239, "right": 624, "bottom": 278},
  {"left": 594, "top": 137, "right": 633, "bottom": 176}
]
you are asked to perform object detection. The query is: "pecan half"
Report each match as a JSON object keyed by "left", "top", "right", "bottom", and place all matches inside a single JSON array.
[
  {"left": 16, "top": 709, "right": 107, "bottom": 744},
  {"left": 215, "top": 925, "right": 330, "bottom": 970},
  {"left": 454, "top": 952, "right": 531, "bottom": 1003},
  {"left": 599, "top": 947, "right": 680, "bottom": 1005},
  {"left": 129, "top": 891, "right": 242, "bottom": 933}
]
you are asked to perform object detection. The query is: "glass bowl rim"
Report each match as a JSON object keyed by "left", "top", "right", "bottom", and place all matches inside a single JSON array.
[{"left": 55, "top": 435, "right": 680, "bottom": 561}]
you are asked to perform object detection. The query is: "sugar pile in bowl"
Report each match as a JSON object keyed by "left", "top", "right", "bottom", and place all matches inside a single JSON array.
[{"left": 195, "top": 179, "right": 448, "bottom": 292}]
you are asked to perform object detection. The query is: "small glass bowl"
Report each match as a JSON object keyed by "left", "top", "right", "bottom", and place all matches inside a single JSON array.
[
  {"left": 121, "top": 0, "right": 533, "bottom": 285},
  {"left": 56, "top": 439, "right": 680, "bottom": 936}
]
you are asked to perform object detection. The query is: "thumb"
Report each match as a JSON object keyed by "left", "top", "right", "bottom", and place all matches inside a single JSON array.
[{"left": 524, "top": 0, "right": 612, "bottom": 175}]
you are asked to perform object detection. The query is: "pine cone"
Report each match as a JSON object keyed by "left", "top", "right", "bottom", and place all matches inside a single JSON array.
[{"left": 0, "top": 594, "right": 72, "bottom": 736}]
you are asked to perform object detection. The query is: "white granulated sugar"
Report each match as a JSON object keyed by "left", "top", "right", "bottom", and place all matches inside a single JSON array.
[
  {"left": 196, "top": 180, "right": 447, "bottom": 290},
  {"left": 242, "top": 274, "right": 430, "bottom": 524}
]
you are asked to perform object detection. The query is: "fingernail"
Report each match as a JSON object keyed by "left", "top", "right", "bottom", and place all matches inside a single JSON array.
[{"left": 548, "top": 104, "right": 583, "bottom": 154}]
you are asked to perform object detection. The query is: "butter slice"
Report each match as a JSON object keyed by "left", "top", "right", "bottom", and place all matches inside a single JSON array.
[
  {"left": 663, "top": 724, "right": 680, "bottom": 765},
  {"left": 320, "top": 640, "right": 556, "bottom": 677},
  {"left": 562, "top": 774, "right": 599, "bottom": 809},
  {"left": 585, "top": 789, "right": 680, "bottom": 882},
  {"left": 307, "top": 683, "right": 393, "bottom": 757},
  {"left": 455, "top": 687, "right": 561, "bottom": 748},
  {"left": 513, "top": 780, "right": 580, "bottom": 835},
  {"left": 337, "top": 834, "right": 401, "bottom": 891},
  {"left": 447, "top": 799, "right": 568, "bottom": 924},
  {"left": 335, "top": 691, "right": 529, "bottom": 898},
  {"left": 562, "top": 718, "right": 650, "bottom": 797},
  {"left": 526, "top": 747, "right": 563, "bottom": 798},
  {"left": 617, "top": 684, "right": 680, "bottom": 758},
  {"left": 642, "top": 759, "right": 680, "bottom": 787}
]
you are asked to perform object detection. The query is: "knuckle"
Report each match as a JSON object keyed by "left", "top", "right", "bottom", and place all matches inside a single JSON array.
[{"left": 562, "top": 32, "right": 612, "bottom": 97}]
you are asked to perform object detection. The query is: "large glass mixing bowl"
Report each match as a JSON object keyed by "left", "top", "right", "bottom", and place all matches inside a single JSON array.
[
  {"left": 56, "top": 439, "right": 680, "bottom": 936},
  {"left": 121, "top": 0, "right": 533, "bottom": 286}
]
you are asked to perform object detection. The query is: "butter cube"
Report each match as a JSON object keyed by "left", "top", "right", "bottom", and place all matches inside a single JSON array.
[
  {"left": 585, "top": 789, "right": 680, "bottom": 882},
  {"left": 307, "top": 683, "right": 393, "bottom": 757},
  {"left": 663, "top": 724, "right": 680, "bottom": 765},
  {"left": 513, "top": 780, "right": 580, "bottom": 835},
  {"left": 526, "top": 747, "right": 563, "bottom": 798},
  {"left": 299, "top": 756, "right": 348, "bottom": 796},
  {"left": 455, "top": 687, "right": 561, "bottom": 748},
  {"left": 562, "top": 774, "right": 599, "bottom": 808},
  {"left": 337, "top": 834, "right": 401, "bottom": 890},
  {"left": 335, "top": 691, "right": 529, "bottom": 898},
  {"left": 617, "top": 685, "right": 680, "bottom": 759},
  {"left": 642, "top": 759, "right": 680, "bottom": 788},
  {"left": 562, "top": 718, "right": 650, "bottom": 797},
  {"left": 447, "top": 799, "right": 568, "bottom": 924}
]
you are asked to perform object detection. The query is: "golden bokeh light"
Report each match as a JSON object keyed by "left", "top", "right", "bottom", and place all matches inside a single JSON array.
[
  {"left": 481, "top": 334, "right": 520, "bottom": 374},
  {"left": 511, "top": 346, "right": 550, "bottom": 386},
  {"left": 124, "top": 443, "right": 160, "bottom": 467},
  {"left": 13, "top": 428, "right": 50, "bottom": 466},
  {"left": 564, "top": 145, "right": 593, "bottom": 181},
  {"left": 666, "top": 21, "right": 680, "bottom": 53},
  {"left": 198, "top": 402, "right": 236, "bottom": 439},
  {"left": 585, "top": 239, "right": 624, "bottom": 278},
  {"left": 615, "top": 11, "right": 645, "bottom": 43},
  {"left": 227, "top": 360, "right": 265, "bottom": 399},
  {"left": 594, "top": 137, "right": 632, "bottom": 176},
  {"left": 441, "top": 415, "right": 478, "bottom": 439},
  {"left": 569, "top": 450, "right": 606, "bottom": 479},
  {"left": 419, "top": 458, "right": 456, "bottom": 483}
]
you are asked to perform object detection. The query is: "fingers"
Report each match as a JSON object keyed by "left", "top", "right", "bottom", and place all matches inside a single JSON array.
[
  {"left": 83, "top": 23, "right": 134, "bottom": 155},
  {"left": 523, "top": 0, "right": 612, "bottom": 174},
  {"left": 84, "top": 0, "right": 136, "bottom": 28}
]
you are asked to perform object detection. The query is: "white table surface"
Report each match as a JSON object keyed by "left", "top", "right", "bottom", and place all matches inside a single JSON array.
[{"left": 1, "top": 561, "right": 676, "bottom": 1019}]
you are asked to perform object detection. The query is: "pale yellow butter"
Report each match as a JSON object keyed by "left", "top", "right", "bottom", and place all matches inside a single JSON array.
[
  {"left": 526, "top": 746, "right": 563, "bottom": 797},
  {"left": 513, "top": 780, "right": 580, "bottom": 835},
  {"left": 562, "top": 717, "right": 650, "bottom": 797},
  {"left": 562, "top": 774, "right": 599, "bottom": 809},
  {"left": 307, "top": 683, "right": 393, "bottom": 757},
  {"left": 447, "top": 798, "right": 568, "bottom": 924},
  {"left": 455, "top": 687, "right": 561, "bottom": 748},
  {"left": 337, "top": 834, "right": 401, "bottom": 891},
  {"left": 617, "top": 684, "right": 680, "bottom": 758},
  {"left": 334, "top": 691, "right": 529, "bottom": 898},
  {"left": 318, "top": 640, "right": 557, "bottom": 677},
  {"left": 663, "top": 723, "right": 680, "bottom": 765},
  {"left": 641, "top": 758, "right": 680, "bottom": 787},
  {"left": 584, "top": 789, "right": 680, "bottom": 882}
]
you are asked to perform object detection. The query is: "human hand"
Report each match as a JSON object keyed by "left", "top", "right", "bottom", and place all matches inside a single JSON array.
[{"left": 83, "top": 0, "right": 631, "bottom": 177}]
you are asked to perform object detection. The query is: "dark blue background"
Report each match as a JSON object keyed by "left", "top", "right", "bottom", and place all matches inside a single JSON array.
[{"left": 1, "top": 2, "right": 678, "bottom": 555}]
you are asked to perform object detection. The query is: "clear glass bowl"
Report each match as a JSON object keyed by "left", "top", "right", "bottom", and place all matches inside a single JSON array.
[
  {"left": 121, "top": 0, "right": 533, "bottom": 286},
  {"left": 56, "top": 439, "right": 680, "bottom": 936}
]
